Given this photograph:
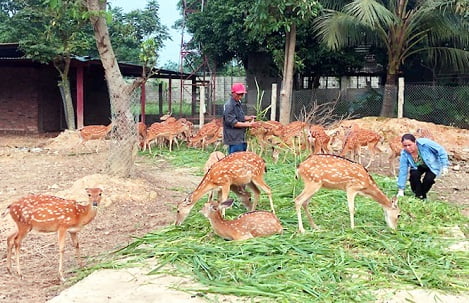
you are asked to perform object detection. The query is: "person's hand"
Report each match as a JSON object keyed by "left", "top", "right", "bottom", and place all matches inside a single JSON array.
[
  {"left": 248, "top": 115, "right": 256, "bottom": 121},
  {"left": 441, "top": 167, "right": 449, "bottom": 176},
  {"left": 250, "top": 121, "right": 260, "bottom": 128},
  {"left": 397, "top": 189, "right": 405, "bottom": 197}
]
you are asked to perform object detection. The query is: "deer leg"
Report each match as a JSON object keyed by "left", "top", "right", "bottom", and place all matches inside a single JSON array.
[
  {"left": 11, "top": 225, "right": 29, "bottom": 278},
  {"left": 242, "top": 182, "right": 259, "bottom": 211},
  {"left": 346, "top": 190, "right": 359, "bottom": 229},
  {"left": 294, "top": 183, "right": 321, "bottom": 233},
  {"left": 69, "top": 232, "right": 82, "bottom": 267},
  {"left": 6, "top": 231, "right": 18, "bottom": 275},
  {"left": 251, "top": 177, "right": 275, "bottom": 214},
  {"left": 57, "top": 228, "right": 67, "bottom": 282}
]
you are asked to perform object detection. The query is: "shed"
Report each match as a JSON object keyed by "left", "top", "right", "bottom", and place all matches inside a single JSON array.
[{"left": 0, "top": 43, "right": 197, "bottom": 133}]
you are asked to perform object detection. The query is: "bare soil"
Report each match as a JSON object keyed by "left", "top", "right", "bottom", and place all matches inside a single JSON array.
[{"left": 0, "top": 119, "right": 467, "bottom": 302}]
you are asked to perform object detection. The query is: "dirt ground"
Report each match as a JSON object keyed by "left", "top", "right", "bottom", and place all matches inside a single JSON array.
[{"left": 0, "top": 118, "right": 468, "bottom": 303}]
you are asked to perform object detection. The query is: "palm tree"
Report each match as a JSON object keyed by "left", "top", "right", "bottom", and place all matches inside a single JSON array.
[{"left": 315, "top": 0, "right": 469, "bottom": 117}]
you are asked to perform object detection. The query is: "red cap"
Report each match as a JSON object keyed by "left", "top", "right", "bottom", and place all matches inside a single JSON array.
[{"left": 231, "top": 83, "right": 247, "bottom": 94}]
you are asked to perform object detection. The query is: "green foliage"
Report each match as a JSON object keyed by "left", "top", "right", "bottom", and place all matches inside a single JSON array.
[
  {"left": 108, "top": 0, "right": 170, "bottom": 65},
  {"left": 85, "top": 148, "right": 468, "bottom": 302}
]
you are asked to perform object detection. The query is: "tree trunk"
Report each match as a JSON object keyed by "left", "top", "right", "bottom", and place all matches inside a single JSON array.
[
  {"left": 380, "top": 72, "right": 398, "bottom": 117},
  {"left": 54, "top": 57, "right": 75, "bottom": 130},
  {"left": 58, "top": 78, "right": 76, "bottom": 130},
  {"left": 87, "top": 0, "right": 141, "bottom": 177},
  {"left": 279, "top": 24, "right": 296, "bottom": 124}
]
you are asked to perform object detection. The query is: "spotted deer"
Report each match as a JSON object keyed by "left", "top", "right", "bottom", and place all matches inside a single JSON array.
[
  {"left": 203, "top": 151, "right": 252, "bottom": 206},
  {"left": 200, "top": 199, "right": 283, "bottom": 241},
  {"left": 175, "top": 151, "right": 275, "bottom": 225},
  {"left": 294, "top": 154, "right": 399, "bottom": 233},
  {"left": 307, "top": 124, "right": 331, "bottom": 154},
  {"left": 340, "top": 125, "right": 382, "bottom": 168},
  {"left": 387, "top": 135, "right": 403, "bottom": 175},
  {"left": 78, "top": 123, "right": 112, "bottom": 153},
  {"left": 137, "top": 122, "right": 147, "bottom": 150},
  {"left": 5, "top": 188, "right": 103, "bottom": 282}
]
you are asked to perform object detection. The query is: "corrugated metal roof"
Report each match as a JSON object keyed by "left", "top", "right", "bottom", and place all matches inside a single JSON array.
[{"left": 0, "top": 43, "right": 195, "bottom": 79}]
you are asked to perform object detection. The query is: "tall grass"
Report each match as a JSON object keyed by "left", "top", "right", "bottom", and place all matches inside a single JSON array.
[{"left": 89, "top": 147, "right": 469, "bottom": 302}]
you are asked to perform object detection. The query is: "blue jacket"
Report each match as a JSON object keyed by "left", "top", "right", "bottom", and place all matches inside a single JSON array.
[
  {"left": 223, "top": 97, "right": 247, "bottom": 145},
  {"left": 397, "top": 138, "right": 449, "bottom": 189}
]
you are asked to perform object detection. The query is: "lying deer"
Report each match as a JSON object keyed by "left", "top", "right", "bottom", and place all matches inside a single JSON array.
[
  {"left": 4, "top": 188, "right": 103, "bottom": 282},
  {"left": 175, "top": 151, "right": 275, "bottom": 225},
  {"left": 200, "top": 199, "right": 283, "bottom": 241},
  {"left": 294, "top": 154, "right": 399, "bottom": 233}
]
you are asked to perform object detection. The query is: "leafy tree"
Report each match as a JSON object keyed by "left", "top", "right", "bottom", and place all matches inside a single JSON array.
[
  {"left": 315, "top": 0, "right": 469, "bottom": 117},
  {"left": 246, "top": 0, "right": 322, "bottom": 124},
  {"left": 108, "top": 0, "right": 170, "bottom": 64}
]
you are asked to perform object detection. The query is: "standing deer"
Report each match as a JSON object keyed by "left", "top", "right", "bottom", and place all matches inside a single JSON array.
[
  {"left": 203, "top": 151, "right": 252, "bottom": 207},
  {"left": 200, "top": 199, "right": 283, "bottom": 241},
  {"left": 340, "top": 125, "right": 382, "bottom": 168},
  {"left": 175, "top": 151, "right": 275, "bottom": 225},
  {"left": 294, "top": 154, "right": 399, "bottom": 233},
  {"left": 5, "top": 188, "right": 103, "bottom": 282},
  {"left": 78, "top": 123, "right": 112, "bottom": 153}
]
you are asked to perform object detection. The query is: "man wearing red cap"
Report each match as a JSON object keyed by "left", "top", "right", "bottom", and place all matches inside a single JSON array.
[{"left": 223, "top": 83, "right": 258, "bottom": 154}]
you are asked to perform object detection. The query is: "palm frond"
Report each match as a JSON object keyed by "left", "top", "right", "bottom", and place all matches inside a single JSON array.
[{"left": 343, "top": 0, "right": 396, "bottom": 28}]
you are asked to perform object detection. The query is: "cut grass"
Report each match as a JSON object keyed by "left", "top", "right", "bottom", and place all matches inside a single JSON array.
[{"left": 86, "top": 147, "right": 469, "bottom": 302}]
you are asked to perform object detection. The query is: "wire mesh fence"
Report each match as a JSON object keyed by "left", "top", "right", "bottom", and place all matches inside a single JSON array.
[
  {"left": 291, "top": 84, "right": 469, "bottom": 129},
  {"left": 107, "top": 90, "right": 140, "bottom": 176}
]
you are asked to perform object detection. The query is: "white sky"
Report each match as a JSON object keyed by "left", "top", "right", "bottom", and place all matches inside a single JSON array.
[{"left": 109, "top": 0, "right": 182, "bottom": 66}]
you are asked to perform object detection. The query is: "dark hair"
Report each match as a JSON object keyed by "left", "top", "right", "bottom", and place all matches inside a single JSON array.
[{"left": 401, "top": 133, "right": 416, "bottom": 143}]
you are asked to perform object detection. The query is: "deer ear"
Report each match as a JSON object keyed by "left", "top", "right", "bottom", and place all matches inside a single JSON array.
[{"left": 220, "top": 199, "right": 235, "bottom": 209}]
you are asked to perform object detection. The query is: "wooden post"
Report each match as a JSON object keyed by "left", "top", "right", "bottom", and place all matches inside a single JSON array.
[
  {"left": 158, "top": 83, "right": 163, "bottom": 115},
  {"left": 76, "top": 65, "right": 84, "bottom": 129},
  {"left": 140, "top": 83, "right": 146, "bottom": 124},
  {"left": 199, "top": 85, "right": 205, "bottom": 127},
  {"left": 397, "top": 77, "right": 404, "bottom": 118},
  {"left": 270, "top": 83, "right": 277, "bottom": 121}
]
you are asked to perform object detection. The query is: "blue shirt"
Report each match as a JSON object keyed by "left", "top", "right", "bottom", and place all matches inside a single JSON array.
[{"left": 397, "top": 138, "right": 449, "bottom": 189}]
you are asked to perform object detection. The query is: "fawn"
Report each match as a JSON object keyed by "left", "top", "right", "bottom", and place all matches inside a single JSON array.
[
  {"left": 294, "top": 154, "right": 399, "bottom": 233},
  {"left": 5, "top": 188, "right": 103, "bottom": 282},
  {"left": 200, "top": 199, "right": 283, "bottom": 241},
  {"left": 175, "top": 151, "right": 275, "bottom": 225}
]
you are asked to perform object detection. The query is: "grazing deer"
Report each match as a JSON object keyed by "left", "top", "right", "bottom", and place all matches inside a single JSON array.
[
  {"left": 340, "top": 125, "right": 382, "bottom": 168},
  {"left": 175, "top": 151, "right": 275, "bottom": 225},
  {"left": 203, "top": 151, "right": 252, "bottom": 206},
  {"left": 5, "top": 188, "right": 103, "bottom": 282},
  {"left": 200, "top": 199, "right": 283, "bottom": 241},
  {"left": 137, "top": 122, "right": 147, "bottom": 150},
  {"left": 294, "top": 154, "right": 399, "bottom": 233},
  {"left": 78, "top": 123, "right": 112, "bottom": 153}
]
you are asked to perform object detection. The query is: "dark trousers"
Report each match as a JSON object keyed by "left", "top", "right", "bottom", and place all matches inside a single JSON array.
[
  {"left": 409, "top": 166, "right": 436, "bottom": 199},
  {"left": 228, "top": 143, "right": 247, "bottom": 154}
]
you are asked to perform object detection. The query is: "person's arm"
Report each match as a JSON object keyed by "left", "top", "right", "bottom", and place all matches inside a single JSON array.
[
  {"left": 428, "top": 141, "right": 449, "bottom": 169},
  {"left": 397, "top": 150, "right": 410, "bottom": 190}
]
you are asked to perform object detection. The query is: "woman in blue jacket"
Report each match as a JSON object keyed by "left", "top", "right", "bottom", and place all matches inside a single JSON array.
[{"left": 397, "top": 133, "right": 449, "bottom": 200}]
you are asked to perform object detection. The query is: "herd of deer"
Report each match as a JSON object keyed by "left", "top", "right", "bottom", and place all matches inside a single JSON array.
[{"left": 5, "top": 116, "right": 438, "bottom": 282}]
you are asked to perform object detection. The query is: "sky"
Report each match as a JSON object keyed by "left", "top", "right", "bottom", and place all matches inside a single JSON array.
[{"left": 109, "top": 0, "right": 182, "bottom": 66}]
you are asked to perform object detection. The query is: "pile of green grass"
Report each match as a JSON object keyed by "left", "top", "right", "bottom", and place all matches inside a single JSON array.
[{"left": 87, "top": 148, "right": 469, "bottom": 302}]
